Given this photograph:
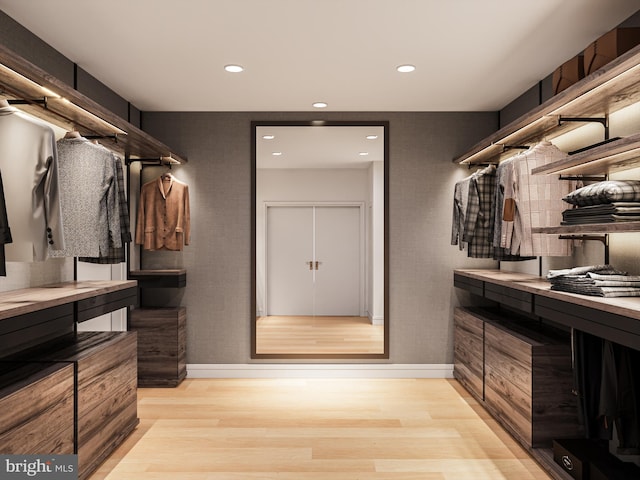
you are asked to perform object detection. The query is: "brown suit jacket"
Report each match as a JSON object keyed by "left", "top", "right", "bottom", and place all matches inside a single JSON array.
[{"left": 135, "top": 175, "right": 190, "bottom": 251}]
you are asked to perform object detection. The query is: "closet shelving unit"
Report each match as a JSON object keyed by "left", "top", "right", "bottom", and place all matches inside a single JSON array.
[
  {"left": 452, "top": 42, "right": 640, "bottom": 480},
  {"left": 0, "top": 43, "right": 187, "bottom": 164},
  {"left": 0, "top": 43, "right": 188, "bottom": 476},
  {"left": 453, "top": 42, "right": 640, "bottom": 236}
]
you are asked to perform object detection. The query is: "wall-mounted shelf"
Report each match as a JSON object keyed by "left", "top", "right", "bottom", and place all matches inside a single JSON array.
[
  {"left": 453, "top": 43, "right": 640, "bottom": 165},
  {"left": 531, "top": 132, "right": 640, "bottom": 175},
  {"left": 532, "top": 221, "right": 640, "bottom": 235},
  {"left": 129, "top": 269, "right": 187, "bottom": 288},
  {"left": 0, "top": 43, "right": 187, "bottom": 164}
]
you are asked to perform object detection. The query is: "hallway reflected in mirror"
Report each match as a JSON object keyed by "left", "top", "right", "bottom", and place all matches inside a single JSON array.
[{"left": 252, "top": 121, "right": 388, "bottom": 359}]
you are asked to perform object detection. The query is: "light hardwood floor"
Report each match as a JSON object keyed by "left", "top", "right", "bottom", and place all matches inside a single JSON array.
[
  {"left": 256, "top": 316, "right": 384, "bottom": 354},
  {"left": 90, "top": 379, "right": 552, "bottom": 479}
]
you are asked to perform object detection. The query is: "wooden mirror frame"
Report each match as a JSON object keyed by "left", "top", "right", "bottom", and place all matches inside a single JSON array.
[{"left": 251, "top": 120, "right": 389, "bottom": 360}]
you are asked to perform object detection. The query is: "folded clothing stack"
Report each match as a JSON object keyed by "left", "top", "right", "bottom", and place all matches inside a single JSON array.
[
  {"left": 547, "top": 264, "right": 640, "bottom": 297},
  {"left": 562, "top": 180, "right": 640, "bottom": 225}
]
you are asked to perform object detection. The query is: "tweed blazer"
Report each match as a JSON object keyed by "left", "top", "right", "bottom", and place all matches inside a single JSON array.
[{"left": 135, "top": 174, "right": 190, "bottom": 251}]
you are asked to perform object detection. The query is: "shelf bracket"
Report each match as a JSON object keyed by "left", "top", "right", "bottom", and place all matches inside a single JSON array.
[
  {"left": 558, "top": 175, "right": 608, "bottom": 182},
  {"left": 559, "top": 115, "right": 609, "bottom": 140}
]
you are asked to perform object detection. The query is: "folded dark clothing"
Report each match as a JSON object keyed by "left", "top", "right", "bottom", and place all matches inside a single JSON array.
[
  {"left": 561, "top": 214, "right": 640, "bottom": 225},
  {"left": 563, "top": 202, "right": 640, "bottom": 217}
]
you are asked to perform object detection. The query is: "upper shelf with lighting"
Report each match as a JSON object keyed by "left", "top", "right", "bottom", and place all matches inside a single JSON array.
[
  {"left": 453, "top": 43, "right": 640, "bottom": 165},
  {"left": 0, "top": 43, "right": 186, "bottom": 164}
]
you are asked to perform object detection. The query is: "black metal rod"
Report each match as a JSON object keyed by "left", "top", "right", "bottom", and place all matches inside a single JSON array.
[
  {"left": 7, "top": 98, "right": 47, "bottom": 105},
  {"left": 84, "top": 134, "right": 119, "bottom": 142},
  {"left": 559, "top": 175, "right": 607, "bottom": 182}
]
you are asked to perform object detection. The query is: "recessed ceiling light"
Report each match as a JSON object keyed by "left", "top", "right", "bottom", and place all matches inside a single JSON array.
[
  {"left": 366, "top": 135, "right": 378, "bottom": 140},
  {"left": 224, "top": 64, "right": 244, "bottom": 73},
  {"left": 272, "top": 152, "right": 282, "bottom": 156},
  {"left": 262, "top": 134, "right": 275, "bottom": 140},
  {"left": 359, "top": 152, "right": 369, "bottom": 156},
  {"left": 312, "top": 102, "right": 328, "bottom": 108},
  {"left": 396, "top": 64, "right": 416, "bottom": 73}
]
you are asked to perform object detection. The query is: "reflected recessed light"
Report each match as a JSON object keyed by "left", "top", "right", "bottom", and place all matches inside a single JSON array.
[
  {"left": 312, "top": 102, "right": 328, "bottom": 108},
  {"left": 366, "top": 135, "right": 378, "bottom": 140},
  {"left": 396, "top": 64, "right": 416, "bottom": 73},
  {"left": 262, "top": 134, "right": 275, "bottom": 140},
  {"left": 272, "top": 152, "right": 282, "bottom": 156},
  {"left": 224, "top": 64, "right": 244, "bottom": 73},
  {"left": 359, "top": 152, "right": 369, "bottom": 156}
]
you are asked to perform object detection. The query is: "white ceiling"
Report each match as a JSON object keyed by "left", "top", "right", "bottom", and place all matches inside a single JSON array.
[
  {"left": 1, "top": 0, "right": 638, "bottom": 112},
  {"left": 256, "top": 125, "right": 384, "bottom": 169}
]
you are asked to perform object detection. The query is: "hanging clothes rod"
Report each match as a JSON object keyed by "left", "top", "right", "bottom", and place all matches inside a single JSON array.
[
  {"left": 84, "top": 133, "right": 120, "bottom": 142},
  {"left": 125, "top": 156, "right": 179, "bottom": 166},
  {"left": 7, "top": 98, "right": 47, "bottom": 106}
]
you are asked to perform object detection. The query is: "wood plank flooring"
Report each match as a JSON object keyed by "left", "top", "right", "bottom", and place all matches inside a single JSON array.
[
  {"left": 256, "top": 316, "right": 384, "bottom": 354},
  {"left": 89, "top": 379, "right": 552, "bottom": 479}
]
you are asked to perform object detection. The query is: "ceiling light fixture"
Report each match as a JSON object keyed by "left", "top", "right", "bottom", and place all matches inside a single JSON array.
[
  {"left": 224, "top": 64, "right": 244, "bottom": 73},
  {"left": 396, "top": 64, "right": 416, "bottom": 73},
  {"left": 359, "top": 152, "right": 369, "bottom": 156},
  {"left": 272, "top": 152, "right": 282, "bottom": 156},
  {"left": 366, "top": 135, "right": 378, "bottom": 140},
  {"left": 312, "top": 102, "right": 328, "bottom": 108},
  {"left": 262, "top": 134, "right": 275, "bottom": 140}
]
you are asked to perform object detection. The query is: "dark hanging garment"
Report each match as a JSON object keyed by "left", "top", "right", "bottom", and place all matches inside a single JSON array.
[
  {"left": 615, "top": 344, "right": 640, "bottom": 454},
  {"left": 0, "top": 169, "right": 12, "bottom": 276}
]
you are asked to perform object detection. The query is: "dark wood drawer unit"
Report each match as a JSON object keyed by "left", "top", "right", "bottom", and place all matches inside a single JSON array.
[
  {"left": 535, "top": 296, "right": 640, "bottom": 351},
  {"left": 14, "top": 332, "right": 138, "bottom": 480},
  {"left": 484, "top": 283, "right": 534, "bottom": 313},
  {"left": 76, "top": 286, "right": 137, "bottom": 323},
  {"left": 453, "top": 272, "right": 484, "bottom": 296},
  {"left": 484, "top": 320, "right": 581, "bottom": 448},
  {"left": 0, "top": 362, "right": 74, "bottom": 455},
  {"left": 453, "top": 307, "right": 484, "bottom": 400},
  {"left": 130, "top": 307, "right": 186, "bottom": 387},
  {"left": 0, "top": 304, "right": 74, "bottom": 359}
]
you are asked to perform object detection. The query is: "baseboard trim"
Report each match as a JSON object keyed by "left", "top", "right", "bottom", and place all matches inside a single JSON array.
[{"left": 187, "top": 363, "right": 454, "bottom": 379}]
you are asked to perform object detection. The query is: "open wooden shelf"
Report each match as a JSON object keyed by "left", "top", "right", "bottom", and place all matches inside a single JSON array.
[
  {"left": 453, "top": 43, "right": 640, "bottom": 165},
  {"left": 532, "top": 221, "right": 640, "bottom": 235},
  {"left": 0, "top": 43, "right": 186, "bottom": 164}
]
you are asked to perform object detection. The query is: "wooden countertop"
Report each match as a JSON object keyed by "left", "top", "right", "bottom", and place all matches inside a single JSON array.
[
  {"left": 455, "top": 269, "right": 640, "bottom": 321},
  {"left": 0, "top": 280, "right": 137, "bottom": 321}
]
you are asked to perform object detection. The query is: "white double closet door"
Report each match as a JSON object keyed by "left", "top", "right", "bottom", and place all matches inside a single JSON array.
[{"left": 266, "top": 204, "right": 363, "bottom": 316}]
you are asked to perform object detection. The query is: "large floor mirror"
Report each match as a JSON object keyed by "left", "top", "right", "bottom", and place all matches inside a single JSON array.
[{"left": 251, "top": 120, "right": 389, "bottom": 359}]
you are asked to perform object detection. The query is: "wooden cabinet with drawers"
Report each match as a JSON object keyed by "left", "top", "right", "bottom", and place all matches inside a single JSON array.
[
  {"left": 0, "top": 362, "right": 75, "bottom": 455},
  {"left": 454, "top": 307, "right": 582, "bottom": 449}
]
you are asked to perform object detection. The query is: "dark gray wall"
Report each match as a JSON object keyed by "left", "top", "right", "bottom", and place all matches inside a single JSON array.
[{"left": 139, "top": 111, "right": 499, "bottom": 364}]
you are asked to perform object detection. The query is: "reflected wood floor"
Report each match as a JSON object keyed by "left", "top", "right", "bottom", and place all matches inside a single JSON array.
[
  {"left": 90, "top": 379, "right": 552, "bottom": 479},
  {"left": 256, "top": 315, "right": 384, "bottom": 354}
]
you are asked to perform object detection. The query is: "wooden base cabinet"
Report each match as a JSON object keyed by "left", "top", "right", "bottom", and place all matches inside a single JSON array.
[
  {"left": 453, "top": 308, "right": 484, "bottom": 400},
  {"left": 454, "top": 307, "right": 582, "bottom": 449},
  {"left": 130, "top": 307, "right": 186, "bottom": 387},
  {"left": 484, "top": 320, "right": 582, "bottom": 448},
  {"left": 10, "top": 331, "right": 139, "bottom": 480},
  {"left": 0, "top": 362, "right": 75, "bottom": 455}
]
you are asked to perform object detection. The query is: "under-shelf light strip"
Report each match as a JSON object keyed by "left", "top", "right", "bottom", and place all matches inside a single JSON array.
[
  {"left": 462, "top": 59, "right": 640, "bottom": 165},
  {"left": 0, "top": 62, "right": 127, "bottom": 136}
]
